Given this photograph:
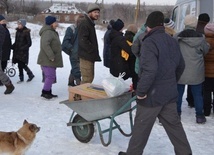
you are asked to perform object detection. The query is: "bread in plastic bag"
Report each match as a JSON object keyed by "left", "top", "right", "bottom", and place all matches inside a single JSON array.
[{"left": 102, "top": 73, "right": 130, "bottom": 97}]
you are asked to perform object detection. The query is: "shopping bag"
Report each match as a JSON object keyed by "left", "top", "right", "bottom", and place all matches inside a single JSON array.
[{"left": 102, "top": 73, "right": 130, "bottom": 97}]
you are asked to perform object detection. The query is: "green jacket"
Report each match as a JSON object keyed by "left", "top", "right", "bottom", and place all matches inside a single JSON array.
[{"left": 37, "top": 25, "right": 63, "bottom": 67}]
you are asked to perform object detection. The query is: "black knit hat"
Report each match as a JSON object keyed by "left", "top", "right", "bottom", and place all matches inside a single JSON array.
[
  {"left": 198, "top": 13, "right": 210, "bottom": 23},
  {"left": 0, "top": 15, "right": 5, "bottom": 21},
  {"left": 112, "top": 19, "right": 124, "bottom": 31},
  {"left": 145, "top": 11, "right": 164, "bottom": 28},
  {"left": 45, "top": 16, "right": 56, "bottom": 25}
]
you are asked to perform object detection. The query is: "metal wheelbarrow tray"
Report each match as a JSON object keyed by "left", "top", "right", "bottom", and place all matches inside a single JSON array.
[{"left": 60, "top": 92, "right": 136, "bottom": 146}]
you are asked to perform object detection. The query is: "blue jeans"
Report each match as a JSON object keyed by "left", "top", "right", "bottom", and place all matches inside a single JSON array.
[{"left": 177, "top": 84, "right": 204, "bottom": 116}]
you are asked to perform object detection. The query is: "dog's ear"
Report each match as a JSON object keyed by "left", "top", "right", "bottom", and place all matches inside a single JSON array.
[{"left": 23, "top": 119, "right": 28, "bottom": 125}]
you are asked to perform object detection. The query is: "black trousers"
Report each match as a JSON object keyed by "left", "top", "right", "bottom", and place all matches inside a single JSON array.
[
  {"left": 16, "top": 60, "right": 33, "bottom": 80},
  {"left": 203, "top": 77, "right": 214, "bottom": 109},
  {"left": 186, "top": 85, "right": 194, "bottom": 106}
]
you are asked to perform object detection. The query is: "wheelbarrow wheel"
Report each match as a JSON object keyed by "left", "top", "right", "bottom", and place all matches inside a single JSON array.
[{"left": 72, "top": 114, "right": 94, "bottom": 143}]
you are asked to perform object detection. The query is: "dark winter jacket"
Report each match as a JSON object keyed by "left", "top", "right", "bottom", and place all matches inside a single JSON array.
[
  {"left": 0, "top": 24, "right": 6, "bottom": 60},
  {"left": 174, "top": 28, "right": 210, "bottom": 85},
  {"left": 103, "top": 24, "right": 112, "bottom": 68},
  {"left": 109, "top": 29, "right": 133, "bottom": 80},
  {"left": 196, "top": 21, "right": 207, "bottom": 34},
  {"left": 37, "top": 25, "right": 63, "bottom": 68},
  {"left": 77, "top": 14, "right": 101, "bottom": 62},
  {"left": 137, "top": 26, "right": 185, "bottom": 107},
  {"left": 62, "top": 24, "right": 78, "bottom": 57},
  {"left": 124, "top": 30, "right": 137, "bottom": 74},
  {"left": 12, "top": 26, "right": 31, "bottom": 64},
  {"left": 1, "top": 24, "right": 12, "bottom": 61}
]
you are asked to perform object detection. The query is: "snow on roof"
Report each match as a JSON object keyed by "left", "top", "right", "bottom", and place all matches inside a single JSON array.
[{"left": 42, "top": 3, "right": 83, "bottom": 14}]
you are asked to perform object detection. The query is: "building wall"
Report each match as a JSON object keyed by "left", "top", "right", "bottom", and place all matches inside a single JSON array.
[{"left": 36, "top": 13, "right": 83, "bottom": 24}]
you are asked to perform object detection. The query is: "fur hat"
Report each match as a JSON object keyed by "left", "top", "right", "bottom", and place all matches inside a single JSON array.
[
  {"left": 145, "top": 11, "right": 164, "bottom": 28},
  {"left": 112, "top": 19, "right": 124, "bottom": 31},
  {"left": 127, "top": 24, "right": 138, "bottom": 34},
  {"left": 184, "top": 15, "right": 197, "bottom": 28},
  {"left": 164, "top": 18, "right": 175, "bottom": 29},
  {"left": 0, "top": 15, "right": 5, "bottom": 21},
  {"left": 204, "top": 23, "right": 214, "bottom": 34},
  {"left": 198, "top": 13, "right": 210, "bottom": 23},
  {"left": 45, "top": 16, "right": 56, "bottom": 25},
  {"left": 18, "top": 19, "right": 26, "bottom": 26},
  {"left": 87, "top": 3, "right": 100, "bottom": 13}
]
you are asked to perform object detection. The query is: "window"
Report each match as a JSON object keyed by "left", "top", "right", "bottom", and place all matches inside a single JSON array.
[{"left": 178, "top": 1, "right": 196, "bottom": 31}]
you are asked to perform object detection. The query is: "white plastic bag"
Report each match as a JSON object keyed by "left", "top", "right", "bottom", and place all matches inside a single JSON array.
[{"left": 102, "top": 73, "right": 130, "bottom": 97}]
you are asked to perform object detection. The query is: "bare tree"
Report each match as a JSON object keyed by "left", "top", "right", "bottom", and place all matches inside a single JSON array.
[
  {"left": 162, "top": 5, "right": 174, "bottom": 18},
  {"left": 0, "top": 0, "right": 11, "bottom": 14}
]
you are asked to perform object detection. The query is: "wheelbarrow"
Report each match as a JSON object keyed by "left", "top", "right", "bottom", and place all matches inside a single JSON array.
[{"left": 60, "top": 92, "right": 136, "bottom": 147}]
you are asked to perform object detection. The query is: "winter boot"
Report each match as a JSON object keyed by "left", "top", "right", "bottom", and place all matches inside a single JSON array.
[
  {"left": 196, "top": 115, "right": 206, "bottom": 124},
  {"left": 50, "top": 89, "right": 58, "bottom": 98},
  {"left": 17, "top": 75, "right": 24, "bottom": 84},
  {"left": 0, "top": 81, "right": 3, "bottom": 86},
  {"left": 27, "top": 74, "right": 35, "bottom": 82},
  {"left": 118, "top": 152, "right": 127, "bottom": 155},
  {"left": 68, "top": 74, "right": 75, "bottom": 86},
  {"left": 204, "top": 107, "right": 211, "bottom": 116},
  {"left": 4, "top": 82, "right": 15, "bottom": 94},
  {"left": 24, "top": 66, "right": 34, "bottom": 82},
  {"left": 75, "top": 78, "right": 81, "bottom": 85},
  {"left": 41, "top": 90, "right": 52, "bottom": 99}
]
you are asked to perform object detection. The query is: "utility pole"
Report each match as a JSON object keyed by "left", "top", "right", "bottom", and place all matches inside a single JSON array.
[
  {"left": 134, "top": 0, "right": 140, "bottom": 24},
  {"left": 21, "top": 0, "right": 25, "bottom": 13}
]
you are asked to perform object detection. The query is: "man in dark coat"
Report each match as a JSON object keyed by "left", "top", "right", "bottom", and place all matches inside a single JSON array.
[
  {"left": 0, "top": 15, "right": 11, "bottom": 72},
  {"left": 109, "top": 19, "right": 133, "bottom": 80},
  {"left": 62, "top": 14, "right": 84, "bottom": 86},
  {"left": 12, "top": 19, "right": 34, "bottom": 83},
  {"left": 103, "top": 19, "right": 114, "bottom": 68},
  {"left": 77, "top": 3, "right": 101, "bottom": 84},
  {"left": 0, "top": 18, "right": 15, "bottom": 94},
  {"left": 119, "top": 11, "right": 192, "bottom": 155}
]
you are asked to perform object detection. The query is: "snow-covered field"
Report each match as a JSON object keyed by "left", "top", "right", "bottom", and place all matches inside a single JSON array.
[{"left": 0, "top": 22, "right": 214, "bottom": 155}]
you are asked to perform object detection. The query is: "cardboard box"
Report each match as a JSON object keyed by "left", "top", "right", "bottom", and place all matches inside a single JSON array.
[{"left": 69, "top": 83, "right": 108, "bottom": 101}]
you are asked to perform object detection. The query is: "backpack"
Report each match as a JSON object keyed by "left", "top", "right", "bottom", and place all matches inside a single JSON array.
[{"left": 62, "top": 24, "right": 77, "bottom": 55}]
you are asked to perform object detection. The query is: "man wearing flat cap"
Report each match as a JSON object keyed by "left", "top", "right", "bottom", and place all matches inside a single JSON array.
[
  {"left": 119, "top": 11, "right": 192, "bottom": 155},
  {"left": 77, "top": 3, "right": 101, "bottom": 84}
]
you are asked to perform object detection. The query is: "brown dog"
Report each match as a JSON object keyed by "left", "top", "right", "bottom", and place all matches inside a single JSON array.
[{"left": 0, "top": 120, "right": 40, "bottom": 155}]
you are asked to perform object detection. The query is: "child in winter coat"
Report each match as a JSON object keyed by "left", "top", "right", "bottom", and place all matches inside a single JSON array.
[
  {"left": 124, "top": 24, "right": 139, "bottom": 91},
  {"left": 12, "top": 19, "right": 34, "bottom": 83}
]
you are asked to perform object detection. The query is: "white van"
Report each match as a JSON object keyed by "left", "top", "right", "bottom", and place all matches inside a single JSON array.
[{"left": 172, "top": 0, "right": 214, "bottom": 32}]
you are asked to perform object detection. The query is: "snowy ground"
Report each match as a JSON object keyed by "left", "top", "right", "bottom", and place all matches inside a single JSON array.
[{"left": 0, "top": 22, "right": 214, "bottom": 155}]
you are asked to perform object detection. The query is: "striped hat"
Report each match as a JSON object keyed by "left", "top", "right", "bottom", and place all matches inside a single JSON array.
[{"left": 164, "top": 18, "right": 175, "bottom": 29}]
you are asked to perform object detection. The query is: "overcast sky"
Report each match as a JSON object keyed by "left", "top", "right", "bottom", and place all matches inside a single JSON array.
[{"left": 64, "top": 0, "right": 177, "bottom": 5}]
